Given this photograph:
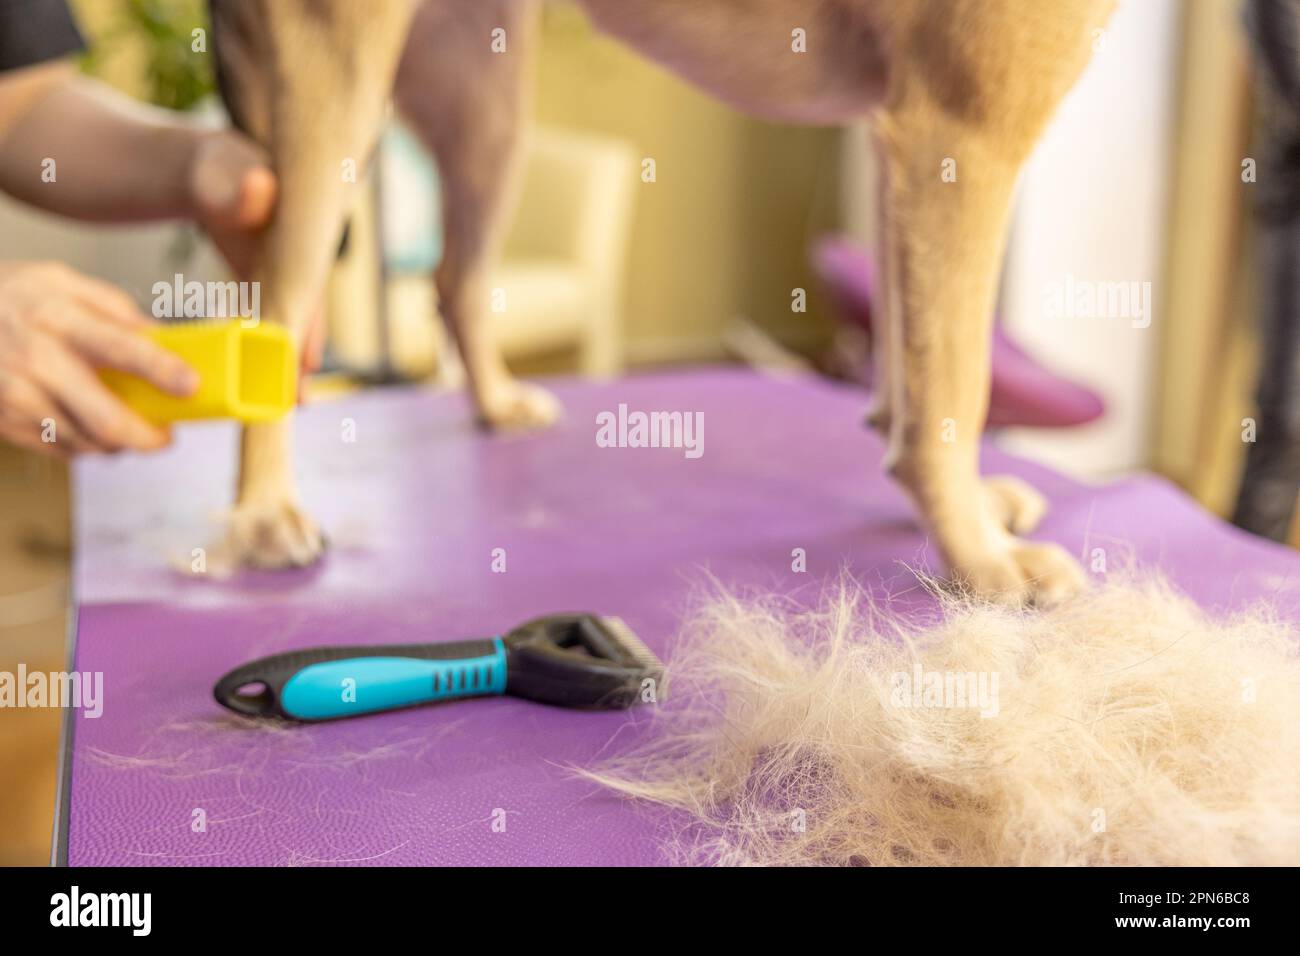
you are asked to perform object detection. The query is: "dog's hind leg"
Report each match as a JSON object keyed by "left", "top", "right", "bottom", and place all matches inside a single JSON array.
[
  {"left": 875, "top": 0, "right": 1112, "bottom": 603},
  {"left": 211, "top": 0, "right": 417, "bottom": 568},
  {"left": 394, "top": 0, "right": 559, "bottom": 430}
]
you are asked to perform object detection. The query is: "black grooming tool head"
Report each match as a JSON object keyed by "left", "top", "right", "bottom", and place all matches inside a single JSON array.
[{"left": 503, "top": 614, "right": 664, "bottom": 709}]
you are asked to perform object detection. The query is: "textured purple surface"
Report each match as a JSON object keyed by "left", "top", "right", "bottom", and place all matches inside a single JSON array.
[{"left": 66, "top": 369, "right": 1300, "bottom": 866}]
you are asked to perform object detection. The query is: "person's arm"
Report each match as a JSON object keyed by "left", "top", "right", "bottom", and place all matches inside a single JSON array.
[
  {"left": 0, "top": 4, "right": 282, "bottom": 458},
  {"left": 0, "top": 60, "right": 204, "bottom": 222},
  {"left": 0, "top": 59, "right": 277, "bottom": 277}
]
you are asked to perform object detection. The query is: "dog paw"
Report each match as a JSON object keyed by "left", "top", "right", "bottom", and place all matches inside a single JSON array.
[
  {"left": 220, "top": 498, "right": 326, "bottom": 570},
  {"left": 951, "top": 537, "right": 1084, "bottom": 607},
  {"left": 475, "top": 380, "right": 561, "bottom": 431},
  {"left": 982, "top": 475, "right": 1048, "bottom": 535}
]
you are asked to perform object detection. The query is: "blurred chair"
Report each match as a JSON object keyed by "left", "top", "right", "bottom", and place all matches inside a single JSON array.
[
  {"left": 327, "top": 122, "right": 638, "bottom": 381},
  {"left": 496, "top": 125, "right": 638, "bottom": 375}
]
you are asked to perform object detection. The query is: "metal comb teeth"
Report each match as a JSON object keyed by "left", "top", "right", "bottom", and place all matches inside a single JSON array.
[{"left": 600, "top": 616, "right": 665, "bottom": 682}]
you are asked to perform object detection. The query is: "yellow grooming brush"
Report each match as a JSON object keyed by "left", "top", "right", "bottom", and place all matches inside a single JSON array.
[{"left": 100, "top": 320, "right": 297, "bottom": 424}]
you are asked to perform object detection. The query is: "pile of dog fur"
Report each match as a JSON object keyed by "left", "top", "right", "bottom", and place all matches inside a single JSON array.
[{"left": 589, "top": 576, "right": 1300, "bottom": 866}]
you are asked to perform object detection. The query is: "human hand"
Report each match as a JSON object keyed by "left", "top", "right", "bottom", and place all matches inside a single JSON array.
[{"left": 0, "top": 261, "right": 199, "bottom": 457}]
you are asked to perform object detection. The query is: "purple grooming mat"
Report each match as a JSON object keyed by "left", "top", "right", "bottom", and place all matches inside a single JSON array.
[{"left": 60, "top": 369, "right": 1299, "bottom": 866}]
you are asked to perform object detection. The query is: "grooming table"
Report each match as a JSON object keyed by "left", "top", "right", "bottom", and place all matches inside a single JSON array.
[{"left": 59, "top": 369, "right": 1300, "bottom": 866}]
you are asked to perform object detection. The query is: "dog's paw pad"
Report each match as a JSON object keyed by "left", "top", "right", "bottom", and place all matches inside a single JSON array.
[
  {"left": 218, "top": 499, "right": 327, "bottom": 570},
  {"left": 952, "top": 538, "right": 1084, "bottom": 607},
  {"left": 476, "top": 381, "right": 562, "bottom": 432}
]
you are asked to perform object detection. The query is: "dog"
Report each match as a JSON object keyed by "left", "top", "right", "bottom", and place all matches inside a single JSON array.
[{"left": 209, "top": 0, "right": 1114, "bottom": 604}]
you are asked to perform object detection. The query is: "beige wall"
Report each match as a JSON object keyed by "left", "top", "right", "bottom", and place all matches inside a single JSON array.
[{"left": 533, "top": 4, "right": 840, "bottom": 364}]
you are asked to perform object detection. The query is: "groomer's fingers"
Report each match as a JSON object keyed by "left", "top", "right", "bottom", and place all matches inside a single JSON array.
[
  {"left": 26, "top": 330, "right": 171, "bottom": 452},
  {"left": 0, "top": 419, "right": 69, "bottom": 458},
  {"left": 191, "top": 132, "right": 277, "bottom": 229},
  {"left": 52, "top": 302, "right": 199, "bottom": 397},
  {"left": 0, "top": 374, "right": 98, "bottom": 456},
  {"left": 66, "top": 272, "right": 152, "bottom": 329},
  {"left": 232, "top": 164, "right": 278, "bottom": 230},
  {"left": 20, "top": 261, "right": 148, "bottom": 330},
  {"left": 0, "top": 377, "right": 67, "bottom": 457}
]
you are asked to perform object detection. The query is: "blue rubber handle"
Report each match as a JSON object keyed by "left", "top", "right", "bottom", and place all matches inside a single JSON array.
[{"left": 278, "top": 639, "right": 507, "bottom": 720}]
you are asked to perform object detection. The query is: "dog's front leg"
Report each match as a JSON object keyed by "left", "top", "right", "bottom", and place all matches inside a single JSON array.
[
  {"left": 874, "top": 1, "right": 1110, "bottom": 604},
  {"left": 218, "top": 0, "right": 417, "bottom": 568},
  {"left": 877, "top": 125, "right": 1081, "bottom": 604}
]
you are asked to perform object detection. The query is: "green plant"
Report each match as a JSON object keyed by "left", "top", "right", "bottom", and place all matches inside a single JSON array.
[{"left": 79, "top": 0, "right": 214, "bottom": 111}]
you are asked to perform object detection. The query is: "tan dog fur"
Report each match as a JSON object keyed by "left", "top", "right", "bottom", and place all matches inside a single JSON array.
[{"left": 213, "top": 0, "right": 1114, "bottom": 602}]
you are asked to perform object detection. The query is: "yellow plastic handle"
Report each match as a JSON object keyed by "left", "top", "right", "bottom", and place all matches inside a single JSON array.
[{"left": 99, "top": 320, "right": 297, "bottom": 424}]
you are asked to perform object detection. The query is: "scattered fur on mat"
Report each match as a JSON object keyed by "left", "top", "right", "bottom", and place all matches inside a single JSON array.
[{"left": 587, "top": 576, "right": 1300, "bottom": 866}]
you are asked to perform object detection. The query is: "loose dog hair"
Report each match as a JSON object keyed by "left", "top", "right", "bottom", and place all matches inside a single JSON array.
[{"left": 587, "top": 575, "right": 1300, "bottom": 866}]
